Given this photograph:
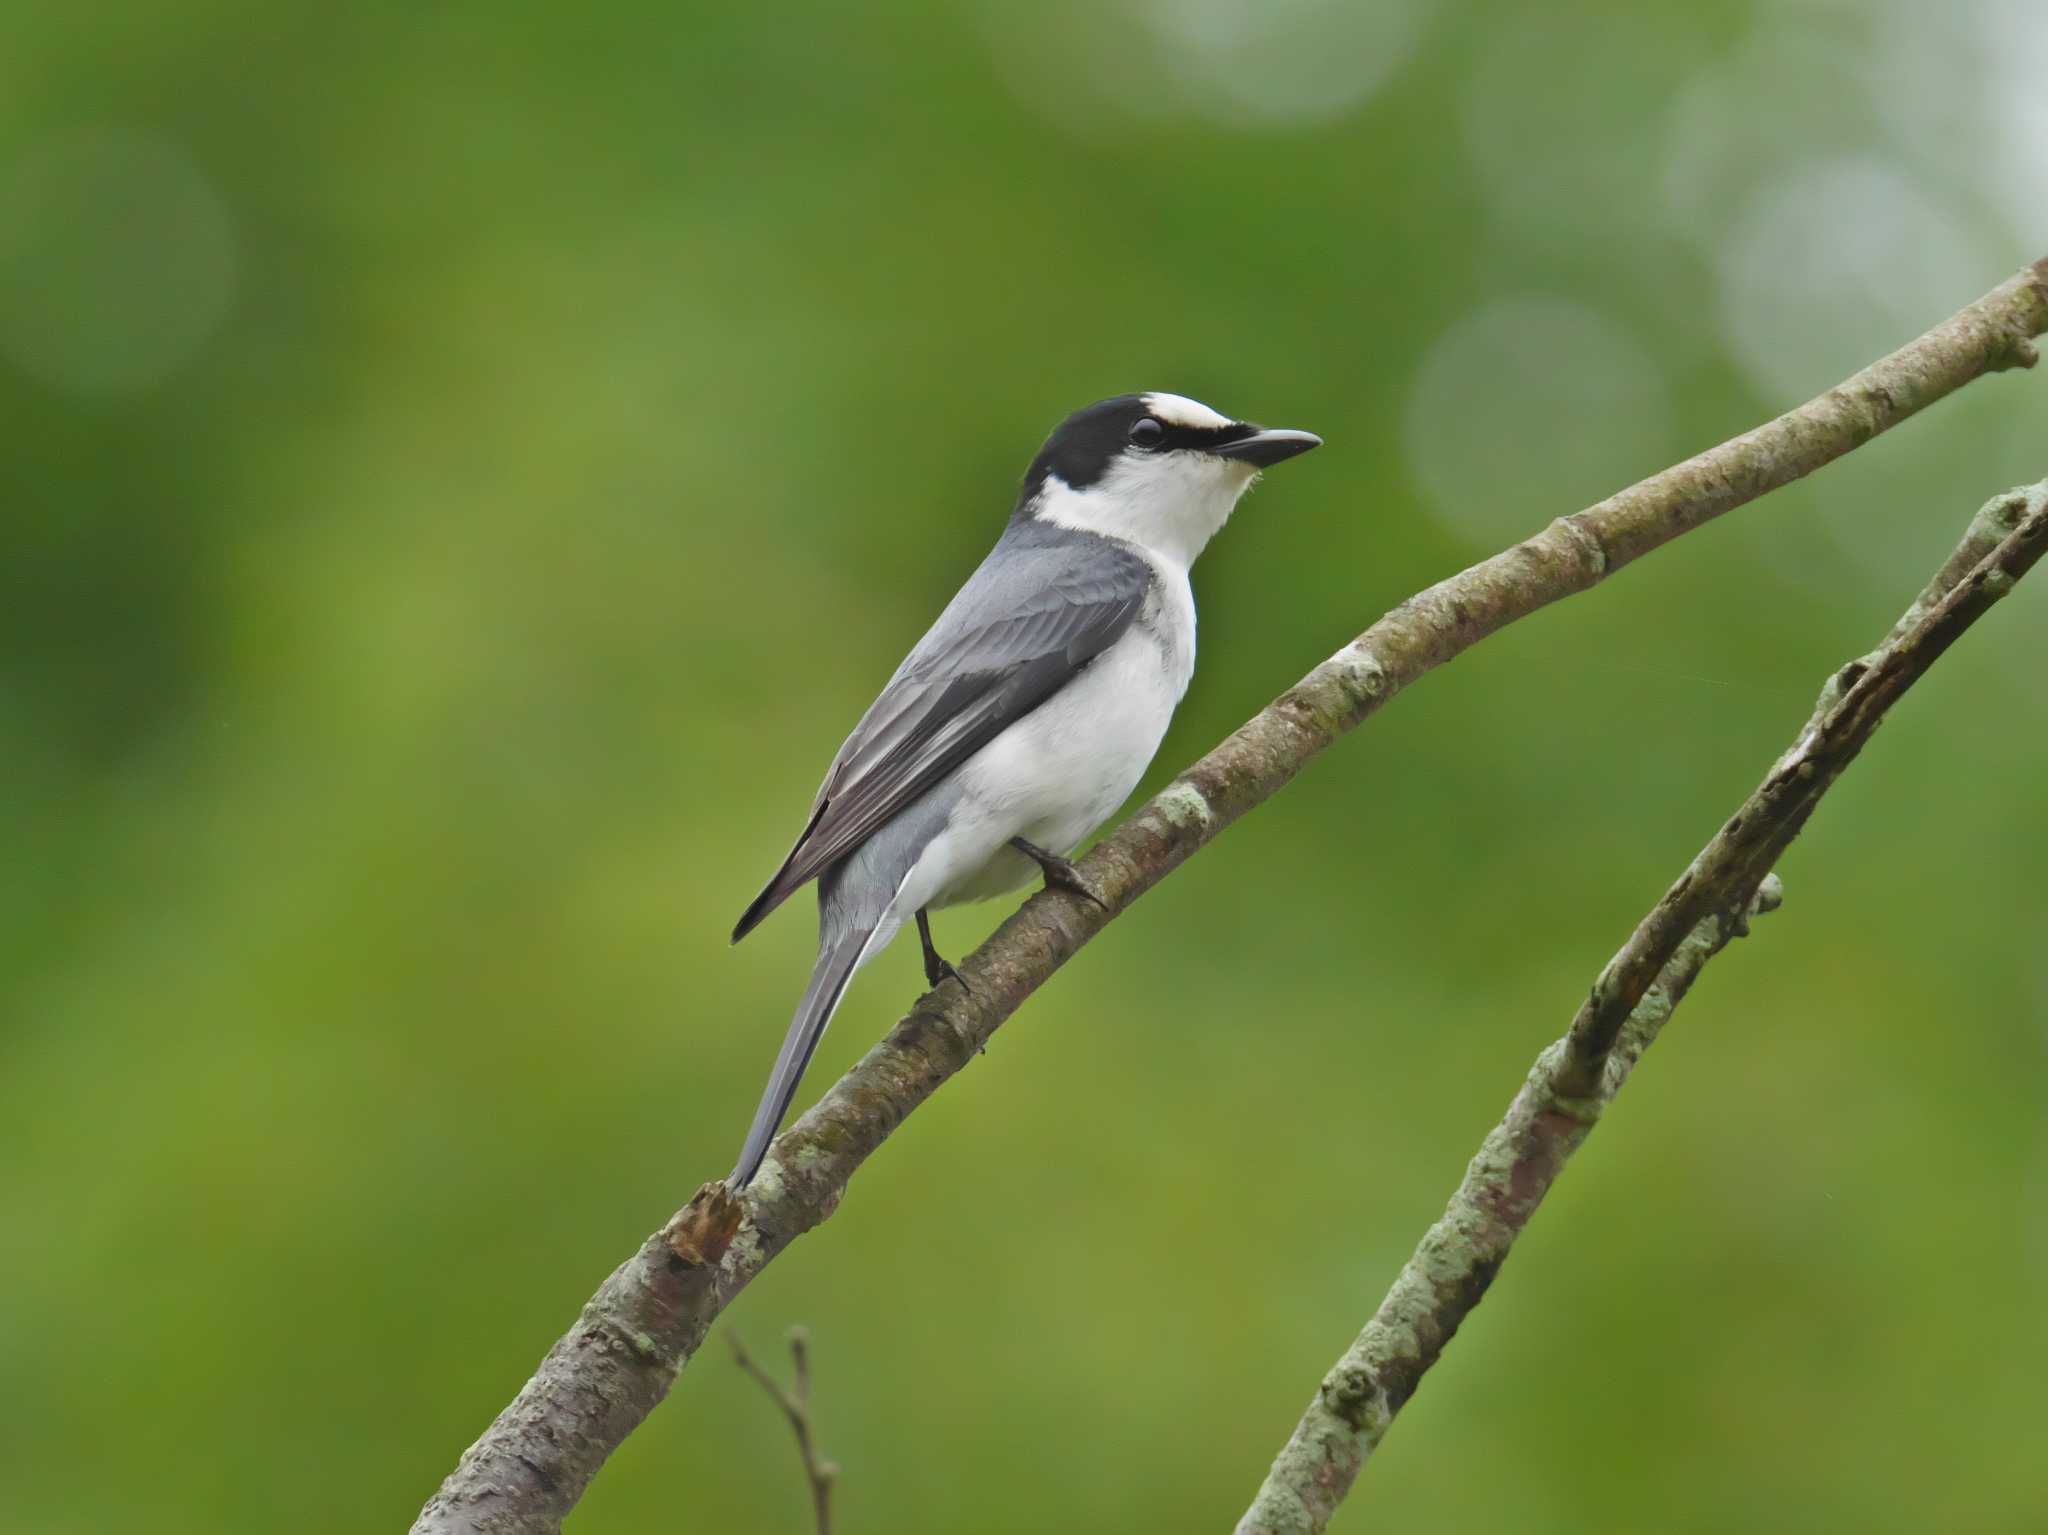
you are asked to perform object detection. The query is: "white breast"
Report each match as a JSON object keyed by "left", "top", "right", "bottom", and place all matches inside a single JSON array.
[{"left": 907, "top": 552, "right": 1197, "bottom": 910}]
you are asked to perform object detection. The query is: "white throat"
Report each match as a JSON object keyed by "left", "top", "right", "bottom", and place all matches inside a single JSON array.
[{"left": 1030, "top": 454, "right": 1258, "bottom": 568}]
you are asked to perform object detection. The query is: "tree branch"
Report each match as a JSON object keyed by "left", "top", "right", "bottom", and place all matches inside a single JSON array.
[
  {"left": 410, "top": 256, "right": 2047, "bottom": 1534},
  {"left": 728, "top": 1327, "right": 837, "bottom": 1535},
  {"left": 1233, "top": 477, "right": 2048, "bottom": 1534}
]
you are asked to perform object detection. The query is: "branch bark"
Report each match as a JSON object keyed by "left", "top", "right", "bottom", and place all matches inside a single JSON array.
[
  {"left": 410, "top": 256, "right": 2048, "bottom": 1534},
  {"left": 1233, "top": 477, "right": 2048, "bottom": 1534}
]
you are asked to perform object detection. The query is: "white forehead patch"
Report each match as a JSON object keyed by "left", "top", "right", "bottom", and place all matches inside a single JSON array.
[{"left": 1141, "top": 391, "right": 1234, "bottom": 430}]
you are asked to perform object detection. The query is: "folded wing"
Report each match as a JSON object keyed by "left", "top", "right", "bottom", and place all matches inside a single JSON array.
[{"left": 732, "top": 527, "right": 1150, "bottom": 941}]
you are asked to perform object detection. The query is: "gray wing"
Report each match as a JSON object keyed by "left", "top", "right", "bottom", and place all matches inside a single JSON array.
[{"left": 733, "top": 527, "right": 1150, "bottom": 942}]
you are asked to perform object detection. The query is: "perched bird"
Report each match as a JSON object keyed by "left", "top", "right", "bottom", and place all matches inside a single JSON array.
[{"left": 728, "top": 392, "right": 1321, "bottom": 1186}]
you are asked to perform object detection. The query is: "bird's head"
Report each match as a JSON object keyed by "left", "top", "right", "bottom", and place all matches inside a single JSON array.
[{"left": 1016, "top": 392, "right": 1321, "bottom": 566}]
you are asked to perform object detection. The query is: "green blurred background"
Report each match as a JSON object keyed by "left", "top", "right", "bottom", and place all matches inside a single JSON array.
[{"left": 4, "top": 1, "right": 2045, "bottom": 1530}]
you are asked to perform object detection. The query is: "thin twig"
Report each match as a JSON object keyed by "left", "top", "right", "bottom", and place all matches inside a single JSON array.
[
  {"left": 411, "top": 257, "right": 2048, "bottom": 1535},
  {"left": 728, "top": 1328, "right": 837, "bottom": 1535},
  {"left": 1233, "top": 478, "right": 2048, "bottom": 1534}
]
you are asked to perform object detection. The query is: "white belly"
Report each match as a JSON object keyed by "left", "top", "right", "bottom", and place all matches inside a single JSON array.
[{"left": 903, "top": 563, "right": 1195, "bottom": 911}]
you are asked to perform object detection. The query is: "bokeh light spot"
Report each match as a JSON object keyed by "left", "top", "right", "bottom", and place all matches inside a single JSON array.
[
  {"left": 1138, "top": 0, "right": 1435, "bottom": 129},
  {"left": 1714, "top": 156, "right": 1981, "bottom": 406},
  {"left": 981, "top": 0, "right": 1434, "bottom": 135},
  {"left": 1403, "top": 296, "right": 1671, "bottom": 547},
  {"left": 0, "top": 127, "right": 238, "bottom": 395}
]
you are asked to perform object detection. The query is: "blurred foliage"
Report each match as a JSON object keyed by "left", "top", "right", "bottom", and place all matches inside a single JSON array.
[{"left": 2, "top": 1, "right": 2045, "bottom": 1531}]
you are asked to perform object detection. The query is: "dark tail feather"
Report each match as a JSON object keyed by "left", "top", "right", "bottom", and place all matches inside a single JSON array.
[
  {"left": 732, "top": 869, "right": 802, "bottom": 945},
  {"left": 730, "top": 925, "right": 874, "bottom": 1187},
  {"left": 733, "top": 804, "right": 829, "bottom": 945}
]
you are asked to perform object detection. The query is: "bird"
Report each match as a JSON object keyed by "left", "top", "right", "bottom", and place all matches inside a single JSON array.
[{"left": 727, "top": 392, "right": 1321, "bottom": 1187}]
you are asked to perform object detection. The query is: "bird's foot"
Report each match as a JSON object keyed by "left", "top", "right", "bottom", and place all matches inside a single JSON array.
[
  {"left": 915, "top": 908, "right": 971, "bottom": 994},
  {"left": 1009, "top": 837, "right": 1108, "bottom": 910}
]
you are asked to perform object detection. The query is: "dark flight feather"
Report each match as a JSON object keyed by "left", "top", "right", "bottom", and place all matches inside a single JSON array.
[{"left": 732, "top": 522, "right": 1150, "bottom": 942}]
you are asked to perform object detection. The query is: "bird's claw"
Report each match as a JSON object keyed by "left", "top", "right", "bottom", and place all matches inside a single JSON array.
[
  {"left": 1010, "top": 838, "right": 1109, "bottom": 910},
  {"left": 915, "top": 908, "right": 971, "bottom": 995},
  {"left": 924, "top": 953, "right": 971, "bottom": 994}
]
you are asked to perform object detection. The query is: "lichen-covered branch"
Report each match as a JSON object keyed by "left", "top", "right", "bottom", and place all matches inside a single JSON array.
[
  {"left": 1233, "top": 478, "right": 2048, "bottom": 1535},
  {"left": 1555, "top": 477, "right": 2048, "bottom": 1094},
  {"left": 410, "top": 257, "right": 2047, "bottom": 1534}
]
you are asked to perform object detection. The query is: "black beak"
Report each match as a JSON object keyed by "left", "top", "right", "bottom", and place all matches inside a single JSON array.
[{"left": 1211, "top": 427, "right": 1323, "bottom": 468}]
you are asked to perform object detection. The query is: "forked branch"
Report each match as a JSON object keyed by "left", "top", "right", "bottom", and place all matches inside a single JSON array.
[
  {"left": 728, "top": 1327, "right": 837, "bottom": 1535},
  {"left": 411, "top": 258, "right": 2047, "bottom": 1535},
  {"left": 1234, "top": 478, "right": 2048, "bottom": 1533}
]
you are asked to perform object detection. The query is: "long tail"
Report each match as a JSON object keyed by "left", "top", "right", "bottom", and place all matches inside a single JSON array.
[{"left": 730, "top": 925, "right": 878, "bottom": 1187}]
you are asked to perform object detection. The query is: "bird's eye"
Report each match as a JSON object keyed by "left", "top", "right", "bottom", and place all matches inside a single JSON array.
[{"left": 1129, "top": 418, "right": 1165, "bottom": 448}]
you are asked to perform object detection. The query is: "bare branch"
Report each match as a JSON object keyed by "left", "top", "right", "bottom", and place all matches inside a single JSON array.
[
  {"left": 1233, "top": 478, "right": 2048, "bottom": 1535},
  {"left": 728, "top": 1328, "right": 837, "bottom": 1535},
  {"left": 410, "top": 256, "right": 2048, "bottom": 1534},
  {"left": 1556, "top": 478, "right": 2048, "bottom": 1094}
]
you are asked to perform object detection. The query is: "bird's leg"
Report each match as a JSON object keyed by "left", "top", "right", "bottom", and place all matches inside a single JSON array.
[
  {"left": 1009, "top": 837, "right": 1108, "bottom": 910},
  {"left": 915, "top": 908, "right": 969, "bottom": 993}
]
